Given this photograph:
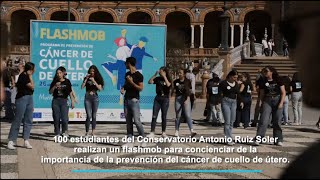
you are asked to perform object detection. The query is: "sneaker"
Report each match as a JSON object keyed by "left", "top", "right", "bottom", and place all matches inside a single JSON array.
[
  {"left": 161, "top": 132, "right": 168, "bottom": 138},
  {"left": 253, "top": 141, "right": 260, "bottom": 146},
  {"left": 147, "top": 132, "right": 155, "bottom": 138},
  {"left": 62, "top": 133, "right": 69, "bottom": 138},
  {"left": 291, "top": 122, "right": 299, "bottom": 126},
  {"left": 276, "top": 142, "right": 284, "bottom": 146},
  {"left": 227, "top": 142, "right": 235, "bottom": 146},
  {"left": 122, "top": 142, "right": 134, "bottom": 148},
  {"left": 174, "top": 131, "right": 179, "bottom": 137},
  {"left": 7, "top": 141, "right": 16, "bottom": 150},
  {"left": 84, "top": 132, "right": 89, "bottom": 137},
  {"left": 191, "top": 131, "right": 197, "bottom": 137},
  {"left": 24, "top": 140, "right": 32, "bottom": 149}
]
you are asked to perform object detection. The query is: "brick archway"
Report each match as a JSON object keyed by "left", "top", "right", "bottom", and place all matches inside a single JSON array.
[
  {"left": 160, "top": 8, "right": 195, "bottom": 23},
  {"left": 5, "top": 6, "right": 41, "bottom": 21},
  {"left": 199, "top": 8, "right": 234, "bottom": 23},
  {"left": 83, "top": 8, "right": 118, "bottom": 22},
  {"left": 239, "top": 6, "right": 265, "bottom": 22},
  {"left": 45, "top": 7, "right": 80, "bottom": 21},
  {"left": 121, "top": 8, "right": 156, "bottom": 23}
]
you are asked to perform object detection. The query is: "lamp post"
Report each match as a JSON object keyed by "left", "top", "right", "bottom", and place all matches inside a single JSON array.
[{"left": 219, "top": 1, "right": 230, "bottom": 51}]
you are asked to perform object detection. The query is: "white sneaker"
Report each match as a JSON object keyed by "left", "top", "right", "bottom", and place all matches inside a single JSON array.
[
  {"left": 147, "top": 132, "right": 155, "bottom": 138},
  {"left": 276, "top": 142, "right": 284, "bottom": 146},
  {"left": 24, "top": 140, "right": 32, "bottom": 149},
  {"left": 161, "top": 132, "right": 168, "bottom": 138},
  {"left": 7, "top": 141, "right": 16, "bottom": 150},
  {"left": 292, "top": 122, "right": 299, "bottom": 126},
  {"left": 84, "top": 133, "right": 89, "bottom": 138},
  {"left": 227, "top": 142, "right": 235, "bottom": 146},
  {"left": 174, "top": 131, "right": 179, "bottom": 137},
  {"left": 253, "top": 141, "right": 260, "bottom": 146},
  {"left": 122, "top": 142, "right": 134, "bottom": 148},
  {"left": 62, "top": 133, "right": 69, "bottom": 138}
]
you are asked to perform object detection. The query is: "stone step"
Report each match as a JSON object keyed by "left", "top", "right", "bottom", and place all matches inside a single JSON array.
[
  {"left": 234, "top": 66, "right": 297, "bottom": 70},
  {"left": 242, "top": 60, "right": 295, "bottom": 64},
  {"left": 234, "top": 63, "right": 297, "bottom": 67}
]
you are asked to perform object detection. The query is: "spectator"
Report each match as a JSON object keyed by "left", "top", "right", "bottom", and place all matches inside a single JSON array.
[
  {"left": 268, "top": 39, "right": 275, "bottom": 56},
  {"left": 262, "top": 37, "right": 269, "bottom": 56},
  {"left": 250, "top": 34, "right": 257, "bottom": 57}
]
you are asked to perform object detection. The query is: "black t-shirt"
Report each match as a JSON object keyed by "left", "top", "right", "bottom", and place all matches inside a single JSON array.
[
  {"left": 260, "top": 78, "right": 284, "bottom": 96},
  {"left": 206, "top": 79, "right": 221, "bottom": 105},
  {"left": 173, "top": 78, "right": 191, "bottom": 98},
  {"left": 290, "top": 80, "right": 303, "bottom": 92},
  {"left": 241, "top": 81, "right": 254, "bottom": 97},
  {"left": 153, "top": 77, "right": 171, "bottom": 96},
  {"left": 123, "top": 71, "right": 143, "bottom": 100},
  {"left": 49, "top": 79, "right": 72, "bottom": 99},
  {"left": 16, "top": 72, "right": 34, "bottom": 99},
  {"left": 218, "top": 80, "right": 240, "bottom": 99},
  {"left": 2, "top": 68, "right": 13, "bottom": 88},
  {"left": 84, "top": 77, "right": 98, "bottom": 93}
]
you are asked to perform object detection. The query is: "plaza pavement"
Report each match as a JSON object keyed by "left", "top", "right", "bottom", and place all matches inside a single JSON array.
[{"left": 1, "top": 99, "right": 319, "bottom": 179}]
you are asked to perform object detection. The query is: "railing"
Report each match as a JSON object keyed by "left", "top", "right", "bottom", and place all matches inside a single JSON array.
[
  {"left": 229, "top": 42, "right": 279, "bottom": 67},
  {"left": 9, "top": 45, "right": 30, "bottom": 54},
  {"left": 230, "top": 42, "right": 249, "bottom": 66},
  {"left": 253, "top": 43, "right": 278, "bottom": 57},
  {"left": 167, "top": 48, "right": 219, "bottom": 57}
]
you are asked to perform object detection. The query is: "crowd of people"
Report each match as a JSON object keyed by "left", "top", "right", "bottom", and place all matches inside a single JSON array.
[
  {"left": 1, "top": 52, "right": 309, "bottom": 149},
  {"left": 249, "top": 34, "right": 289, "bottom": 57}
]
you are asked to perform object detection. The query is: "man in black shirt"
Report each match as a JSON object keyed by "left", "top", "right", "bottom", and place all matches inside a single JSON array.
[{"left": 121, "top": 57, "right": 145, "bottom": 147}]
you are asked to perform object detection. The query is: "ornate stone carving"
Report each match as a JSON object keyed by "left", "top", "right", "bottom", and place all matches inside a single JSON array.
[
  {"left": 116, "top": 8, "right": 124, "bottom": 15},
  {"left": 39, "top": 7, "right": 47, "bottom": 14},
  {"left": 233, "top": 8, "right": 241, "bottom": 15},
  {"left": 78, "top": 8, "right": 85, "bottom": 14},
  {"left": 194, "top": 8, "right": 200, "bottom": 15},
  {"left": 155, "top": 8, "right": 161, "bottom": 16},
  {"left": 1, "top": 6, "right": 7, "bottom": 14}
]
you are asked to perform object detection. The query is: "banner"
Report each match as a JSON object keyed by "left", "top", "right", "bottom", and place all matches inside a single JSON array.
[{"left": 31, "top": 20, "right": 166, "bottom": 122}]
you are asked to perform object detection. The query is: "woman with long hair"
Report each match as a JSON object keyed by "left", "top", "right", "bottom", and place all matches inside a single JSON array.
[
  {"left": 255, "top": 66, "right": 286, "bottom": 146},
  {"left": 172, "top": 68, "right": 197, "bottom": 137},
  {"left": 7, "top": 62, "right": 35, "bottom": 150},
  {"left": 218, "top": 70, "right": 240, "bottom": 145},
  {"left": 49, "top": 66, "right": 75, "bottom": 138},
  {"left": 147, "top": 66, "right": 172, "bottom": 138},
  {"left": 290, "top": 72, "right": 303, "bottom": 125},
  {"left": 239, "top": 72, "right": 254, "bottom": 128},
  {"left": 81, "top": 65, "right": 104, "bottom": 136}
]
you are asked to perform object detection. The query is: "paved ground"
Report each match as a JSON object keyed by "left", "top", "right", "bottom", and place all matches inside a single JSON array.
[{"left": 1, "top": 100, "right": 319, "bottom": 179}]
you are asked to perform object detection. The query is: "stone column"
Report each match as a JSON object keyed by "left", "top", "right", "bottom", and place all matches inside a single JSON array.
[
  {"left": 200, "top": 24, "right": 204, "bottom": 48},
  {"left": 230, "top": 24, "right": 234, "bottom": 48},
  {"left": 190, "top": 24, "right": 195, "bottom": 48},
  {"left": 239, "top": 24, "right": 244, "bottom": 45},
  {"left": 6, "top": 21, "right": 11, "bottom": 46}
]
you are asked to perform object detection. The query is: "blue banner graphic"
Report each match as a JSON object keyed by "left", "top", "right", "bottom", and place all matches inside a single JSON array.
[{"left": 31, "top": 20, "right": 166, "bottom": 121}]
